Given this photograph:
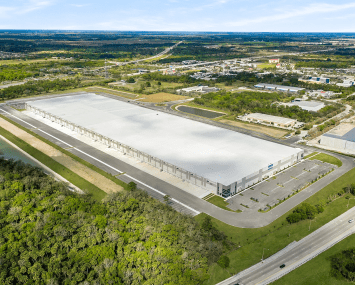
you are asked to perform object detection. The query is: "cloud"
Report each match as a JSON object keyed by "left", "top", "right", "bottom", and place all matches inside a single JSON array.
[
  {"left": 0, "top": 0, "right": 54, "bottom": 18},
  {"left": 227, "top": 2, "right": 355, "bottom": 27},
  {"left": 71, "top": 4, "right": 90, "bottom": 8}
]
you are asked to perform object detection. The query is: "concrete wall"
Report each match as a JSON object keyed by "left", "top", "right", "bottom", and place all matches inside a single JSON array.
[
  {"left": 26, "top": 103, "right": 303, "bottom": 197},
  {"left": 320, "top": 136, "right": 355, "bottom": 152}
]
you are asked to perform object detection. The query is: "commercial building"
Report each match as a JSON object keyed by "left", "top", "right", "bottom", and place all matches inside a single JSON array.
[
  {"left": 254, "top": 83, "right": 305, "bottom": 93},
  {"left": 176, "top": 85, "right": 220, "bottom": 94},
  {"left": 25, "top": 93, "right": 303, "bottom": 198},
  {"left": 242, "top": 113, "right": 297, "bottom": 128}
]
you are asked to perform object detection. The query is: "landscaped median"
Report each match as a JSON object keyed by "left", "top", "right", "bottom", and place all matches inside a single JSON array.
[
  {"left": 0, "top": 116, "right": 126, "bottom": 201},
  {"left": 309, "top": 152, "right": 343, "bottom": 167},
  {"left": 204, "top": 194, "right": 242, "bottom": 213}
]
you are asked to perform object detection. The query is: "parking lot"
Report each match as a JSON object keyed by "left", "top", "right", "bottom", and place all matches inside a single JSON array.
[{"left": 226, "top": 159, "right": 334, "bottom": 212}]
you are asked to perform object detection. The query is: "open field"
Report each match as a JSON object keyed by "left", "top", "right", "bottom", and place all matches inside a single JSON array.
[
  {"left": 196, "top": 166, "right": 355, "bottom": 285},
  {"left": 218, "top": 119, "right": 288, "bottom": 138},
  {"left": 257, "top": 63, "right": 276, "bottom": 69},
  {"left": 310, "top": 153, "right": 343, "bottom": 167},
  {"left": 0, "top": 58, "right": 66, "bottom": 65},
  {"left": 140, "top": 92, "right": 188, "bottom": 102},
  {"left": 0, "top": 117, "right": 123, "bottom": 196},
  {"left": 273, "top": 234, "right": 355, "bottom": 285},
  {"left": 86, "top": 86, "right": 137, "bottom": 98}
]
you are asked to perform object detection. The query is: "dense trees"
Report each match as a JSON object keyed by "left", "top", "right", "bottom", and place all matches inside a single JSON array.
[
  {"left": 0, "top": 158, "right": 232, "bottom": 284},
  {"left": 286, "top": 203, "right": 324, "bottom": 224},
  {"left": 330, "top": 248, "right": 355, "bottom": 281}
]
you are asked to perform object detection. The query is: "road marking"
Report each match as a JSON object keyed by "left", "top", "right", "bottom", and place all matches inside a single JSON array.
[
  {"left": 0, "top": 107, "right": 200, "bottom": 215},
  {"left": 254, "top": 227, "right": 355, "bottom": 285}
]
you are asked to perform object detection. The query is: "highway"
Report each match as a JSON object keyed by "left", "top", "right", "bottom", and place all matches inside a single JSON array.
[
  {"left": 108, "top": 41, "right": 183, "bottom": 66},
  {"left": 217, "top": 207, "right": 355, "bottom": 285},
  {"left": 1, "top": 96, "right": 354, "bottom": 228}
]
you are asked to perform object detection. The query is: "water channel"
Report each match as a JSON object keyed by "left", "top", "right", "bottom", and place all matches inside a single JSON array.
[
  {"left": 177, "top": 106, "right": 225, "bottom": 119},
  {"left": 0, "top": 137, "right": 43, "bottom": 168}
]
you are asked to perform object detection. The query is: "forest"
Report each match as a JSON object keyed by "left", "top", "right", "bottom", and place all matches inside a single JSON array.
[
  {"left": 0, "top": 78, "right": 112, "bottom": 100},
  {"left": 193, "top": 90, "right": 342, "bottom": 122},
  {"left": 0, "top": 158, "right": 233, "bottom": 285}
]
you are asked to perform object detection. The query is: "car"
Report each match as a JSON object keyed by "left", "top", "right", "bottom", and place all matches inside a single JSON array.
[
  {"left": 349, "top": 219, "right": 353, "bottom": 223},
  {"left": 280, "top": 264, "right": 286, "bottom": 268}
]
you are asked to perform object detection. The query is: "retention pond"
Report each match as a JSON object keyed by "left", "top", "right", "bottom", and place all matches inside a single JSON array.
[
  {"left": 176, "top": 106, "right": 225, "bottom": 119},
  {"left": 0, "top": 137, "right": 43, "bottom": 168}
]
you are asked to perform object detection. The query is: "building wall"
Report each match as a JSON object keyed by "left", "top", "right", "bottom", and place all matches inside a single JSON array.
[
  {"left": 320, "top": 136, "right": 355, "bottom": 152},
  {"left": 26, "top": 103, "right": 303, "bottom": 197}
]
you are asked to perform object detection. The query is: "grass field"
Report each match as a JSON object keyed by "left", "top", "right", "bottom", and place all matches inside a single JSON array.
[
  {"left": 206, "top": 196, "right": 240, "bottom": 212},
  {"left": 140, "top": 92, "right": 187, "bottom": 102},
  {"left": 304, "top": 152, "right": 319, "bottom": 159},
  {"left": 86, "top": 86, "right": 137, "bottom": 98},
  {"left": 273, "top": 234, "right": 355, "bottom": 285},
  {"left": 0, "top": 126, "right": 107, "bottom": 201},
  {"left": 257, "top": 63, "right": 276, "bottom": 69},
  {"left": 196, "top": 166, "right": 355, "bottom": 285},
  {"left": 218, "top": 119, "right": 288, "bottom": 138},
  {"left": 310, "top": 153, "right": 343, "bottom": 167}
]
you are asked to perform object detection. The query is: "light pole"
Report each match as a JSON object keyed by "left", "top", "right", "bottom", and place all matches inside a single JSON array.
[
  {"left": 262, "top": 248, "right": 269, "bottom": 262},
  {"left": 309, "top": 218, "right": 316, "bottom": 231}
]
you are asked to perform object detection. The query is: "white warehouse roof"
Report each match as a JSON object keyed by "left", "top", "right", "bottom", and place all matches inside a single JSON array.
[
  {"left": 27, "top": 93, "right": 302, "bottom": 186},
  {"left": 245, "top": 113, "right": 296, "bottom": 125}
]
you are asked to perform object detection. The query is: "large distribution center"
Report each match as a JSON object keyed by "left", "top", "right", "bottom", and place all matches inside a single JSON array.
[
  {"left": 26, "top": 93, "right": 304, "bottom": 197},
  {"left": 320, "top": 124, "right": 355, "bottom": 153}
]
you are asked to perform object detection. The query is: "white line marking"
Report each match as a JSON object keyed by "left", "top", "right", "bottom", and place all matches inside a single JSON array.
[{"left": 0, "top": 107, "right": 200, "bottom": 215}]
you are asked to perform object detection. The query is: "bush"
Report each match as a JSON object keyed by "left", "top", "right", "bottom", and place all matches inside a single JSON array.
[
  {"left": 127, "top": 77, "right": 135, "bottom": 83},
  {"left": 127, "top": 181, "right": 137, "bottom": 191},
  {"left": 286, "top": 202, "right": 318, "bottom": 224},
  {"left": 217, "top": 255, "right": 230, "bottom": 268}
]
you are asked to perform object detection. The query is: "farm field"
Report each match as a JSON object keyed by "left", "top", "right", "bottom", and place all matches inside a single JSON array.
[
  {"left": 140, "top": 92, "right": 188, "bottom": 102},
  {"left": 218, "top": 119, "right": 288, "bottom": 138}
]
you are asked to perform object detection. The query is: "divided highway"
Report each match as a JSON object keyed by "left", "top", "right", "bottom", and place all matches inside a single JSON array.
[{"left": 217, "top": 207, "right": 355, "bottom": 285}]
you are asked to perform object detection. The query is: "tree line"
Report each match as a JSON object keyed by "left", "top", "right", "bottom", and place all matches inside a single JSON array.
[{"left": 0, "top": 158, "right": 233, "bottom": 284}]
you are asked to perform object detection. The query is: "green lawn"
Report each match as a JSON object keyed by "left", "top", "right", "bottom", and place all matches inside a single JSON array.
[
  {"left": 0, "top": 126, "right": 107, "bottom": 201},
  {"left": 273, "top": 234, "right": 355, "bottom": 285},
  {"left": 196, "top": 166, "right": 355, "bottom": 285},
  {"left": 206, "top": 196, "right": 240, "bottom": 212},
  {"left": 310, "top": 153, "right": 343, "bottom": 167},
  {"left": 304, "top": 152, "right": 318, "bottom": 159}
]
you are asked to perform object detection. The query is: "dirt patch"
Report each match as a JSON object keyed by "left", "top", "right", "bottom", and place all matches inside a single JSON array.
[
  {"left": 140, "top": 92, "right": 187, "bottom": 103},
  {"left": 0, "top": 117, "right": 123, "bottom": 193},
  {"left": 219, "top": 119, "right": 288, "bottom": 138}
]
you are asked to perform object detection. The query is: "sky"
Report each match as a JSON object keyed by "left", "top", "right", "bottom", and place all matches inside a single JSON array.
[{"left": 1, "top": 0, "right": 355, "bottom": 32}]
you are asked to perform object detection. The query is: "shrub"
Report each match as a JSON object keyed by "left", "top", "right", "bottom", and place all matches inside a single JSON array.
[{"left": 217, "top": 255, "right": 230, "bottom": 268}]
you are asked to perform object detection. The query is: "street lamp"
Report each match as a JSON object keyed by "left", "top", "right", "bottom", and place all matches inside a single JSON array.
[{"left": 262, "top": 248, "right": 269, "bottom": 262}]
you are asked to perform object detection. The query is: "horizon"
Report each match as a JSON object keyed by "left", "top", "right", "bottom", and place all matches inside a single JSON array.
[{"left": 2, "top": 1, "right": 355, "bottom": 32}]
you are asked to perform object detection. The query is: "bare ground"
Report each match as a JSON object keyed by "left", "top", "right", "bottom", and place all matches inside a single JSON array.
[{"left": 0, "top": 118, "right": 123, "bottom": 193}]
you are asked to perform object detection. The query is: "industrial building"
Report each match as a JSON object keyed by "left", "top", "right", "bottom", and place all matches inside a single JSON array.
[
  {"left": 254, "top": 83, "right": 305, "bottom": 93},
  {"left": 25, "top": 93, "right": 304, "bottom": 198},
  {"left": 242, "top": 113, "right": 297, "bottom": 128},
  {"left": 285, "top": 99, "right": 325, "bottom": 112},
  {"left": 300, "top": 77, "right": 330, "bottom": 84},
  {"left": 176, "top": 85, "right": 220, "bottom": 94},
  {"left": 319, "top": 124, "right": 355, "bottom": 153},
  {"left": 269, "top": 59, "right": 280, "bottom": 63}
]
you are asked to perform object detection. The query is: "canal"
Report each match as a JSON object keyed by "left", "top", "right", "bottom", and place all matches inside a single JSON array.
[
  {"left": 0, "top": 137, "right": 43, "bottom": 168},
  {"left": 177, "top": 106, "right": 225, "bottom": 119}
]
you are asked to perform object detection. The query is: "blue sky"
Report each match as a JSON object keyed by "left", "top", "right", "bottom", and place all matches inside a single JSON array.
[{"left": 1, "top": 0, "right": 355, "bottom": 32}]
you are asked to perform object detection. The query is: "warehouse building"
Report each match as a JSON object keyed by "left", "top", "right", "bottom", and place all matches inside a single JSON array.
[
  {"left": 242, "top": 113, "right": 297, "bottom": 128},
  {"left": 25, "top": 93, "right": 304, "bottom": 198},
  {"left": 285, "top": 99, "right": 325, "bottom": 112},
  {"left": 254, "top": 83, "right": 305, "bottom": 93},
  {"left": 319, "top": 124, "right": 355, "bottom": 153}
]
